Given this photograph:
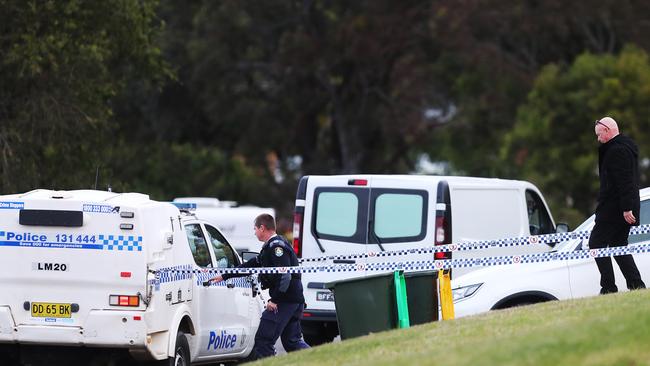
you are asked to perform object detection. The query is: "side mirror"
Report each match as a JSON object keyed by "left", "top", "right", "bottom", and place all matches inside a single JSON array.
[
  {"left": 242, "top": 251, "right": 259, "bottom": 262},
  {"left": 556, "top": 223, "right": 570, "bottom": 233}
]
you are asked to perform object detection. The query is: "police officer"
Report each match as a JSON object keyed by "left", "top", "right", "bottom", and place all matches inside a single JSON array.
[{"left": 207, "top": 214, "right": 309, "bottom": 359}]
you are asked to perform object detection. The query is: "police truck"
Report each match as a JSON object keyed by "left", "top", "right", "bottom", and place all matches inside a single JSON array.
[{"left": 0, "top": 189, "right": 264, "bottom": 365}]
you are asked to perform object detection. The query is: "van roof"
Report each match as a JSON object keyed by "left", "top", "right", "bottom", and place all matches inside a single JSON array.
[
  {"left": 0, "top": 189, "right": 155, "bottom": 207},
  {"left": 305, "top": 175, "right": 539, "bottom": 189}
]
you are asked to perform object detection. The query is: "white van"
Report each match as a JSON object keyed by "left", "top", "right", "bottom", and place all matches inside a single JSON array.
[
  {"left": 173, "top": 197, "right": 275, "bottom": 255},
  {"left": 0, "top": 190, "right": 264, "bottom": 365},
  {"left": 291, "top": 175, "right": 564, "bottom": 344}
]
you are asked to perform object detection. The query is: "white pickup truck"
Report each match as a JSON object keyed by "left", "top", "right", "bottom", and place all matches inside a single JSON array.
[{"left": 0, "top": 189, "right": 264, "bottom": 365}]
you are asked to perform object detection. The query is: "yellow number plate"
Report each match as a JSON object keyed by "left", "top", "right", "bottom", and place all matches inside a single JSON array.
[{"left": 31, "top": 302, "right": 71, "bottom": 318}]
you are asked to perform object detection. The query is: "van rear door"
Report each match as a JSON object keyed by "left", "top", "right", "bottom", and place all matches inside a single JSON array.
[
  {"left": 0, "top": 198, "right": 146, "bottom": 334},
  {"left": 301, "top": 176, "right": 371, "bottom": 312},
  {"left": 365, "top": 176, "right": 435, "bottom": 271}
]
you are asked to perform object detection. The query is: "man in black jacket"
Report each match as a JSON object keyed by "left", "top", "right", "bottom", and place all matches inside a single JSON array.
[
  {"left": 590, "top": 117, "right": 646, "bottom": 294},
  {"left": 207, "top": 214, "right": 309, "bottom": 359}
]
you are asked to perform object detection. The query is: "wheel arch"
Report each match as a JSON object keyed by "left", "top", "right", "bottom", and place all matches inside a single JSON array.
[
  {"left": 491, "top": 291, "right": 558, "bottom": 310},
  {"left": 166, "top": 307, "right": 196, "bottom": 358}
]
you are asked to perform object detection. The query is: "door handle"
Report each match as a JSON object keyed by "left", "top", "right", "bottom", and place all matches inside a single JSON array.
[{"left": 333, "top": 259, "right": 356, "bottom": 264}]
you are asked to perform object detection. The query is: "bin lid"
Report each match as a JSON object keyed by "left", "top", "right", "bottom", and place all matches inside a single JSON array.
[
  {"left": 325, "top": 270, "right": 439, "bottom": 289},
  {"left": 324, "top": 272, "right": 397, "bottom": 289},
  {"left": 403, "top": 270, "right": 439, "bottom": 279}
]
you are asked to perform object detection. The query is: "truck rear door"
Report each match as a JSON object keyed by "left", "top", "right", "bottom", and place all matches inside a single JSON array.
[{"left": 0, "top": 198, "right": 146, "bottom": 341}]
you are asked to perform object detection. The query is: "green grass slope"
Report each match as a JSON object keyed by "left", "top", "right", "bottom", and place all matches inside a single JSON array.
[{"left": 255, "top": 290, "right": 650, "bottom": 366}]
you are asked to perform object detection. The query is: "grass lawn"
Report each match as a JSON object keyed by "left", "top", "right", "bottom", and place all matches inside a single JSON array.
[{"left": 254, "top": 289, "right": 650, "bottom": 366}]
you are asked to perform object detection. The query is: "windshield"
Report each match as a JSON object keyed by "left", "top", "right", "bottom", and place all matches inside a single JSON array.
[{"left": 552, "top": 214, "right": 595, "bottom": 252}]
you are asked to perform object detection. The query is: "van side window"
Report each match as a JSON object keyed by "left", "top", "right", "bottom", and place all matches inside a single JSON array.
[
  {"left": 371, "top": 189, "right": 428, "bottom": 243},
  {"left": 204, "top": 224, "right": 239, "bottom": 268},
  {"left": 526, "top": 190, "right": 554, "bottom": 235},
  {"left": 313, "top": 187, "right": 368, "bottom": 243},
  {"left": 185, "top": 224, "right": 213, "bottom": 267},
  {"left": 629, "top": 200, "right": 650, "bottom": 244}
]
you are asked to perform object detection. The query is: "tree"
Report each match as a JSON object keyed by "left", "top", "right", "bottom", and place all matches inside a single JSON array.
[
  {"left": 0, "top": 0, "right": 170, "bottom": 193},
  {"left": 141, "top": 1, "right": 446, "bottom": 175},
  {"left": 502, "top": 46, "right": 650, "bottom": 225},
  {"left": 425, "top": 0, "right": 650, "bottom": 177},
  {"left": 111, "top": 0, "right": 450, "bottom": 213}
]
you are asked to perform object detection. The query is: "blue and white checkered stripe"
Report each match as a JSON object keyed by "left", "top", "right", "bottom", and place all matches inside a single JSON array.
[
  {"left": 298, "top": 224, "right": 650, "bottom": 263},
  {"left": 154, "top": 241, "right": 650, "bottom": 276},
  {"left": 99, "top": 234, "right": 143, "bottom": 251},
  {"left": 157, "top": 264, "right": 193, "bottom": 284},
  {"left": 194, "top": 269, "right": 252, "bottom": 288},
  {"left": 153, "top": 264, "right": 253, "bottom": 289}
]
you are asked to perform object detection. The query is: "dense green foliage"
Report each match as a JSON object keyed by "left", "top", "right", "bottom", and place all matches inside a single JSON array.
[
  {"left": 503, "top": 46, "right": 650, "bottom": 224},
  {"left": 0, "top": 0, "right": 169, "bottom": 191},
  {"left": 3, "top": 1, "right": 650, "bottom": 224}
]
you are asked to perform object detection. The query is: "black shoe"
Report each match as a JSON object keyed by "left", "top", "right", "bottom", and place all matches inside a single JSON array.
[
  {"left": 629, "top": 281, "right": 646, "bottom": 290},
  {"left": 600, "top": 287, "right": 618, "bottom": 295}
]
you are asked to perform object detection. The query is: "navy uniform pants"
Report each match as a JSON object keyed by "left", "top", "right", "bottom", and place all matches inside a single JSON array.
[
  {"left": 253, "top": 302, "right": 310, "bottom": 359},
  {"left": 589, "top": 221, "right": 646, "bottom": 294}
]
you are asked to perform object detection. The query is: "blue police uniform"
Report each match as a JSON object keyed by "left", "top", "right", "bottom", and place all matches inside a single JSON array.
[{"left": 222, "top": 234, "right": 309, "bottom": 359}]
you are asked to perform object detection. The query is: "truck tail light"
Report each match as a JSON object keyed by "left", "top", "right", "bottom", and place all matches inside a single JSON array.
[
  {"left": 109, "top": 295, "right": 140, "bottom": 307},
  {"left": 293, "top": 212, "right": 303, "bottom": 258},
  {"left": 434, "top": 215, "right": 451, "bottom": 260}
]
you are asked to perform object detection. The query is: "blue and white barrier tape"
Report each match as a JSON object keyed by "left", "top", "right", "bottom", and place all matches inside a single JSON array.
[
  {"left": 298, "top": 224, "right": 650, "bottom": 263},
  {"left": 157, "top": 241, "right": 650, "bottom": 276}
]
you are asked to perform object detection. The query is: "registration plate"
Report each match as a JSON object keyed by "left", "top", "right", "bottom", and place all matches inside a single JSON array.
[
  {"left": 31, "top": 302, "right": 71, "bottom": 318},
  {"left": 316, "top": 291, "right": 334, "bottom": 302}
]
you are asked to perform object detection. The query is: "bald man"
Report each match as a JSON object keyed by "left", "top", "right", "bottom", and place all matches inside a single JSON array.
[{"left": 590, "top": 117, "right": 646, "bottom": 294}]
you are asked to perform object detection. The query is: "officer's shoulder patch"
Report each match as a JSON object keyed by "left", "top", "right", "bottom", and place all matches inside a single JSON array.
[{"left": 274, "top": 246, "right": 284, "bottom": 257}]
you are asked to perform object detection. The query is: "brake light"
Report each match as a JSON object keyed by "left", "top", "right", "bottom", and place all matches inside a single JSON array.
[
  {"left": 347, "top": 179, "right": 368, "bottom": 186},
  {"left": 434, "top": 216, "right": 451, "bottom": 260},
  {"left": 292, "top": 212, "right": 303, "bottom": 258},
  {"left": 120, "top": 272, "right": 132, "bottom": 278},
  {"left": 109, "top": 295, "right": 140, "bottom": 307}
]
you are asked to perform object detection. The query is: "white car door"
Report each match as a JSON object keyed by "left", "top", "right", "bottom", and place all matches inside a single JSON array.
[
  {"left": 183, "top": 223, "right": 247, "bottom": 360},
  {"left": 199, "top": 224, "right": 259, "bottom": 358},
  {"left": 568, "top": 198, "right": 650, "bottom": 298}
]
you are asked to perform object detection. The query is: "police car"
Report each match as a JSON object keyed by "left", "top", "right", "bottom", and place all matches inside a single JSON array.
[{"left": 0, "top": 189, "right": 265, "bottom": 365}]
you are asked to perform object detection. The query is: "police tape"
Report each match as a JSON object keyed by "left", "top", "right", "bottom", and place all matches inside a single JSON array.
[
  {"left": 156, "top": 240, "right": 650, "bottom": 276},
  {"left": 297, "top": 224, "right": 650, "bottom": 263}
]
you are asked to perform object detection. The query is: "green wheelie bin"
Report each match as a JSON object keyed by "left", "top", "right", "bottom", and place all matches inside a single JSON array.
[
  {"left": 404, "top": 270, "right": 439, "bottom": 325},
  {"left": 325, "top": 272, "right": 397, "bottom": 340},
  {"left": 326, "top": 270, "right": 439, "bottom": 340}
]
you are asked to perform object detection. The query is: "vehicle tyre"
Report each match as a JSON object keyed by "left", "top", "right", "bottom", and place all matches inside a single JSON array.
[
  {"left": 157, "top": 331, "right": 190, "bottom": 366},
  {"left": 303, "top": 330, "right": 335, "bottom": 346},
  {"left": 0, "top": 345, "right": 20, "bottom": 366}
]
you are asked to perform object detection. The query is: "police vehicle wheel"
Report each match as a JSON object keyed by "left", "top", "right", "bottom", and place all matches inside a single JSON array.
[{"left": 169, "top": 332, "right": 190, "bottom": 366}]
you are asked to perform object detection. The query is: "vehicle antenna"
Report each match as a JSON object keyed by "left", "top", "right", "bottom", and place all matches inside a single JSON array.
[{"left": 94, "top": 166, "right": 100, "bottom": 190}]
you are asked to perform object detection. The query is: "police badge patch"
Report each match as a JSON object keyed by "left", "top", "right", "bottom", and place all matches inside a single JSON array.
[{"left": 274, "top": 247, "right": 284, "bottom": 257}]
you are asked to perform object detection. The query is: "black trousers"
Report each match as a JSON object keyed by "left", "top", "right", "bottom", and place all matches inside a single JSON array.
[
  {"left": 253, "top": 302, "right": 309, "bottom": 359},
  {"left": 588, "top": 221, "right": 646, "bottom": 293}
]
